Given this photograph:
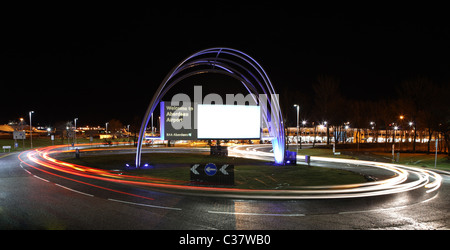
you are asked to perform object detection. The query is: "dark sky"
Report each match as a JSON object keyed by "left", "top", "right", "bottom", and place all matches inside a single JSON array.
[{"left": 2, "top": 3, "right": 449, "bottom": 126}]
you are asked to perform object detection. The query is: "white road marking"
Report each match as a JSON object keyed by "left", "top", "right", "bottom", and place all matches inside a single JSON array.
[
  {"left": 55, "top": 184, "right": 94, "bottom": 197},
  {"left": 339, "top": 194, "right": 439, "bottom": 215},
  {"left": 19, "top": 162, "right": 32, "bottom": 174},
  {"left": 33, "top": 175, "right": 50, "bottom": 182},
  {"left": 107, "top": 198, "right": 182, "bottom": 211},
  {"left": 208, "top": 210, "right": 305, "bottom": 217}
]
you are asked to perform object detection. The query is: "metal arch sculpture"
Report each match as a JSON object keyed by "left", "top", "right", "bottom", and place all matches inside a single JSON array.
[{"left": 135, "top": 48, "right": 286, "bottom": 167}]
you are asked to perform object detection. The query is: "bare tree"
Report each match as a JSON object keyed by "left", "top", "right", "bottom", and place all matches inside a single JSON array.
[
  {"left": 313, "top": 75, "right": 345, "bottom": 145},
  {"left": 108, "top": 119, "right": 124, "bottom": 139}
]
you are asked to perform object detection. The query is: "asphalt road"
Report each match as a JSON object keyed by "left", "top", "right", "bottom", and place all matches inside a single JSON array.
[{"left": 0, "top": 148, "right": 449, "bottom": 230}]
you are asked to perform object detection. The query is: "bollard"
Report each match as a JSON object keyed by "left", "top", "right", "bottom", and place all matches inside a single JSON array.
[{"left": 305, "top": 155, "right": 311, "bottom": 165}]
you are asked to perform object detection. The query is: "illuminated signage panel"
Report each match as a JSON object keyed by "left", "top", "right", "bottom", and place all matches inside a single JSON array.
[{"left": 197, "top": 104, "right": 261, "bottom": 139}]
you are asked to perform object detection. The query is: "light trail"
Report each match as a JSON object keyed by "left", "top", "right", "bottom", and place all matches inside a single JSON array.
[{"left": 19, "top": 144, "right": 442, "bottom": 199}]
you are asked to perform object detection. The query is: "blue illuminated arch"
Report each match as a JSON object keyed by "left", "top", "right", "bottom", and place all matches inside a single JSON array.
[{"left": 135, "top": 48, "right": 285, "bottom": 166}]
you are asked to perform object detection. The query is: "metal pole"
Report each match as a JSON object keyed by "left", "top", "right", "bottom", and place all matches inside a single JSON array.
[
  {"left": 435, "top": 137, "right": 438, "bottom": 168},
  {"left": 29, "top": 111, "right": 34, "bottom": 149},
  {"left": 297, "top": 105, "right": 300, "bottom": 150},
  {"left": 294, "top": 104, "right": 299, "bottom": 151},
  {"left": 74, "top": 118, "right": 78, "bottom": 145},
  {"left": 151, "top": 113, "right": 154, "bottom": 135}
]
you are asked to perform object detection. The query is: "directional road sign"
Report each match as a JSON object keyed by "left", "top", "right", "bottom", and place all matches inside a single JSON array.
[
  {"left": 204, "top": 163, "right": 217, "bottom": 176},
  {"left": 190, "top": 163, "right": 234, "bottom": 185}
]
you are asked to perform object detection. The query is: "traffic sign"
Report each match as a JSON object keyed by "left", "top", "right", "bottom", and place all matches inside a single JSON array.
[
  {"left": 191, "top": 164, "right": 200, "bottom": 175},
  {"left": 190, "top": 163, "right": 234, "bottom": 185},
  {"left": 219, "top": 164, "right": 230, "bottom": 175},
  {"left": 13, "top": 131, "right": 26, "bottom": 140},
  {"left": 204, "top": 163, "right": 217, "bottom": 176}
]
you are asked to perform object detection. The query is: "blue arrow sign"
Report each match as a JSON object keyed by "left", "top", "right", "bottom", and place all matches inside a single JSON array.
[{"left": 204, "top": 163, "right": 217, "bottom": 176}]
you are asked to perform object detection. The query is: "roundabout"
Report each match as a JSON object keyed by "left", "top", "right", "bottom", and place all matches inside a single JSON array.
[
  {"left": 5, "top": 142, "right": 447, "bottom": 229},
  {"left": 18, "top": 143, "right": 442, "bottom": 200}
]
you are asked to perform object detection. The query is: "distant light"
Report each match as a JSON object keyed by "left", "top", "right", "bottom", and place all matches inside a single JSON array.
[
  {"left": 125, "top": 164, "right": 130, "bottom": 167},
  {"left": 302, "top": 120, "right": 306, "bottom": 125},
  {"left": 394, "top": 126, "right": 398, "bottom": 130},
  {"left": 345, "top": 125, "right": 349, "bottom": 129},
  {"left": 144, "top": 163, "right": 149, "bottom": 167}
]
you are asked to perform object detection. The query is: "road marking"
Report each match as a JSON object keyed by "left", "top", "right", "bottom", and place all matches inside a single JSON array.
[
  {"left": 19, "top": 162, "right": 32, "bottom": 174},
  {"left": 339, "top": 195, "right": 439, "bottom": 215},
  {"left": 207, "top": 210, "right": 305, "bottom": 217},
  {"left": 0, "top": 153, "right": 13, "bottom": 159},
  {"left": 33, "top": 175, "right": 50, "bottom": 182},
  {"left": 107, "top": 198, "right": 182, "bottom": 211},
  {"left": 55, "top": 184, "right": 94, "bottom": 197}
]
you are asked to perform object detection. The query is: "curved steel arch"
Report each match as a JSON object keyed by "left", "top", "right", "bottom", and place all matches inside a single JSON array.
[{"left": 135, "top": 48, "right": 285, "bottom": 167}]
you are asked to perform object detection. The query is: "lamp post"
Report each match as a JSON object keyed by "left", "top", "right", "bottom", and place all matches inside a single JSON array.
[
  {"left": 399, "top": 115, "right": 404, "bottom": 152},
  {"left": 394, "top": 125, "right": 399, "bottom": 162},
  {"left": 293, "top": 104, "right": 300, "bottom": 150},
  {"left": 20, "top": 118, "right": 24, "bottom": 149},
  {"left": 29, "top": 111, "right": 34, "bottom": 149},
  {"left": 74, "top": 118, "right": 78, "bottom": 145},
  {"left": 127, "top": 124, "right": 130, "bottom": 142},
  {"left": 302, "top": 120, "right": 306, "bottom": 146}
]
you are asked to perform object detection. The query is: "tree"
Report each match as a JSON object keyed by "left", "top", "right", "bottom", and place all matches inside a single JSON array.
[
  {"left": 435, "top": 83, "right": 450, "bottom": 156},
  {"left": 397, "top": 76, "right": 432, "bottom": 152},
  {"left": 313, "top": 75, "right": 345, "bottom": 145},
  {"left": 348, "top": 100, "right": 371, "bottom": 150},
  {"left": 129, "top": 115, "right": 142, "bottom": 146},
  {"left": 108, "top": 119, "right": 124, "bottom": 139}
]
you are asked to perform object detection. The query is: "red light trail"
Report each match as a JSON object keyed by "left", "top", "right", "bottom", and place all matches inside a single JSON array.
[{"left": 18, "top": 144, "right": 442, "bottom": 200}]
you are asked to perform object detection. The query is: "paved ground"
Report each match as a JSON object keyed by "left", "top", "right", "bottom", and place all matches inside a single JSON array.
[{"left": 1, "top": 148, "right": 449, "bottom": 230}]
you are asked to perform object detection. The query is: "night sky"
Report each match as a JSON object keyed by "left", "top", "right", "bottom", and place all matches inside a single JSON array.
[{"left": 2, "top": 3, "right": 449, "bottom": 126}]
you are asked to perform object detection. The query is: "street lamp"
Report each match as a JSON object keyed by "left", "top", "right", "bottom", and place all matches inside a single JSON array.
[
  {"left": 293, "top": 104, "right": 300, "bottom": 150},
  {"left": 302, "top": 120, "right": 306, "bottom": 144},
  {"left": 127, "top": 124, "right": 130, "bottom": 142},
  {"left": 74, "top": 118, "right": 78, "bottom": 145},
  {"left": 29, "top": 111, "right": 34, "bottom": 149}
]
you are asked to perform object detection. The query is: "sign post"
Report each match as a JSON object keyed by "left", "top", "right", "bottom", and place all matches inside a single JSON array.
[
  {"left": 392, "top": 144, "right": 395, "bottom": 162},
  {"left": 2, "top": 146, "right": 11, "bottom": 152},
  {"left": 13, "top": 131, "right": 26, "bottom": 150},
  {"left": 190, "top": 163, "right": 234, "bottom": 185}
]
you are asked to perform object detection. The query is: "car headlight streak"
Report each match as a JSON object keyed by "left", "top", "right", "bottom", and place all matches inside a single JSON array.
[{"left": 19, "top": 144, "right": 443, "bottom": 200}]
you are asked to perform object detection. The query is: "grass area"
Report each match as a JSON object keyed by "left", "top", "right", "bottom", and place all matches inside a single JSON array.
[
  {"left": 0, "top": 137, "right": 116, "bottom": 152},
  {"left": 61, "top": 152, "right": 367, "bottom": 189},
  {"left": 289, "top": 145, "right": 450, "bottom": 172},
  {"left": 289, "top": 146, "right": 355, "bottom": 159},
  {"left": 370, "top": 152, "right": 450, "bottom": 171}
]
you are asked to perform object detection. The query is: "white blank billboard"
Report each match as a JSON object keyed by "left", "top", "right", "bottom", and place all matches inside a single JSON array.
[{"left": 197, "top": 104, "right": 261, "bottom": 139}]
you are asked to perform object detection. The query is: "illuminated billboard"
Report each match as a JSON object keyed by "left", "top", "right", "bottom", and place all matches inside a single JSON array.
[
  {"left": 161, "top": 101, "right": 197, "bottom": 140},
  {"left": 197, "top": 104, "right": 261, "bottom": 139},
  {"left": 161, "top": 102, "right": 261, "bottom": 140}
]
